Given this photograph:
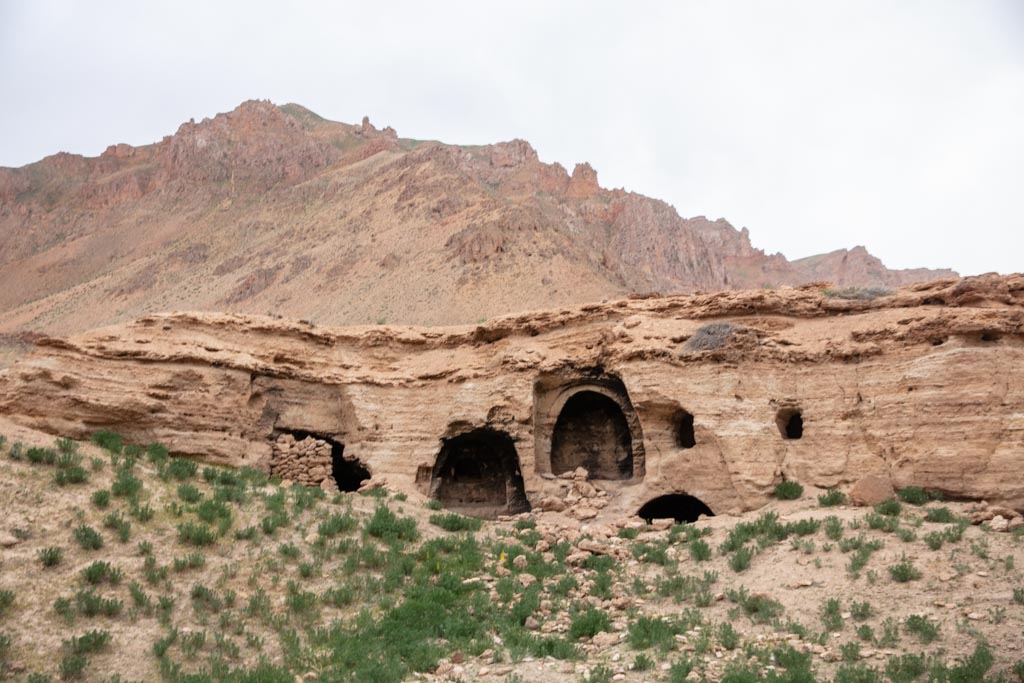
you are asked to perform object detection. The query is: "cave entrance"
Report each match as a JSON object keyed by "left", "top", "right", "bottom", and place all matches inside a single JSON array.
[
  {"left": 431, "top": 428, "right": 530, "bottom": 518},
  {"left": 776, "top": 409, "right": 803, "bottom": 440},
  {"left": 637, "top": 494, "right": 714, "bottom": 524},
  {"left": 551, "top": 391, "right": 633, "bottom": 479},
  {"left": 274, "top": 429, "right": 369, "bottom": 492},
  {"left": 674, "top": 409, "right": 696, "bottom": 449}
]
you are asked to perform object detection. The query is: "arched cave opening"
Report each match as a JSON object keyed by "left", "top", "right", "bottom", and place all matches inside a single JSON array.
[
  {"left": 776, "top": 408, "right": 803, "bottom": 440},
  {"left": 551, "top": 391, "right": 634, "bottom": 479},
  {"left": 674, "top": 409, "right": 696, "bottom": 449},
  {"left": 637, "top": 494, "right": 714, "bottom": 524},
  {"left": 432, "top": 428, "right": 530, "bottom": 518}
]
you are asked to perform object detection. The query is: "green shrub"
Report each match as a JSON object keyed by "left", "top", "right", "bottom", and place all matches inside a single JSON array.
[
  {"left": 948, "top": 643, "right": 993, "bottom": 683},
  {"left": 73, "top": 525, "right": 103, "bottom": 551},
  {"left": 887, "top": 558, "right": 922, "bottom": 583},
  {"left": 429, "top": 513, "right": 482, "bottom": 532},
  {"left": 91, "top": 430, "right": 123, "bottom": 453},
  {"left": 850, "top": 601, "right": 872, "bottom": 621},
  {"left": 90, "top": 489, "right": 110, "bottom": 509},
  {"left": 0, "top": 590, "right": 13, "bottom": 616},
  {"left": 818, "top": 489, "right": 846, "bottom": 507},
  {"left": 1013, "top": 587, "right": 1024, "bottom": 605},
  {"left": 178, "top": 522, "right": 216, "bottom": 546},
  {"left": 80, "top": 561, "right": 123, "bottom": 586},
  {"left": 773, "top": 481, "right": 804, "bottom": 500},
  {"left": 824, "top": 516, "right": 844, "bottom": 541},
  {"left": 627, "top": 615, "right": 680, "bottom": 650},
  {"left": 38, "top": 546, "right": 64, "bottom": 568},
  {"left": 896, "top": 487, "right": 930, "bottom": 505},
  {"left": 924, "top": 531, "right": 945, "bottom": 550},
  {"left": 569, "top": 605, "right": 611, "bottom": 639},
  {"left": 63, "top": 629, "right": 111, "bottom": 654},
  {"left": 924, "top": 507, "right": 956, "bottom": 523},
  {"left": 102, "top": 511, "right": 132, "bottom": 543},
  {"left": 874, "top": 499, "right": 902, "bottom": 516},
  {"left": 166, "top": 458, "right": 198, "bottom": 480},
  {"left": 729, "top": 546, "right": 753, "bottom": 572},
  {"left": 718, "top": 622, "right": 739, "bottom": 650},
  {"left": 146, "top": 443, "right": 169, "bottom": 466},
  {"left": 425, "top": 499, "right": 443, "bottom": 510},
  {"left": 110, "top": 469, "right": 142, "bottom": 498},
  {"left": 74, "top": 589, "right": 122, "bottom": 617},
  {"left": 59, "top": 653, "right": 88, "bottom": 680},
  {"left": 903, "top": 614, "right": 939, "bottom": 643},
  {"left": 177, "top": 484, "right": 203, "bottom": 503},
  {"left": 789, "top": 518, "right": 821, "bottom": 536},
  {"left": 365, "top": 505, "right": 419, "bottom": 543},
  {"left": 821, "top": 598, "right": 843, "bottom": 631},
  {"left": 689, "top": 539, "right": 711, "bottom": 562},
  {"left": 26, "top": 447, "right": 57, "bottom": 465},
  {"left": 318, "top": 513, "right": 357, "bottom": 538},
  {"left": 885, "top": 653, "right": 927, "bottom": 683},
  {"left": 55, "top": 465, "right": 89, "bottom": 486}
]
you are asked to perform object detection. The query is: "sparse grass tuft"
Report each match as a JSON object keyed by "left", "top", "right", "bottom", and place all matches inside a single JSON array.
[
  {"left": 38, "top": 546, "right": 64, "bottom": 568},
  {"left": 904, "top": 614, "right": 940, "bottom": 643},
  {"left": 72, "top": 525, "right": 103, "bottom": 551}
]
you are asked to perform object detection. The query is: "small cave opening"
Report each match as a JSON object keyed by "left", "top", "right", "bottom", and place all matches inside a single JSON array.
[
  {"left": 980, "top": 332, "right": 1000, "bottom": 343},
  {"left": 551, "top": 391, "right": 633, "bottom": 479},
  {"left": 273, "top": 429, "right": 369, "bottom": 492},
  {"left": 673, "top": 409, "right": 696, "bottom": 449},
  {"left": 332, "top": 451, "right": 371, "bottom": 493},
  {"left": 637, "top": 494, "right": 714, "bottom": 524},
  {"left": 432, "top": 428, "right": 530, "bottom": 518},
  {"left": 776, "top": 409, "right": 803, "bottom": 440}
]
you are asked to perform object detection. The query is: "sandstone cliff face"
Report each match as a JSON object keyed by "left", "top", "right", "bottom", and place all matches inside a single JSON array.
[
  {"left": 0, "top": 100, "right": 955, "bottom": 336},
  {"left": 1, "top": 275, "right": 1020, "bottom": 519}
]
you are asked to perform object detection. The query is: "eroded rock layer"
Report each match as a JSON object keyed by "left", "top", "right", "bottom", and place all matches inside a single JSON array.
[{"left": 1, "top": 274, "right": 1022, "bottom": 518}]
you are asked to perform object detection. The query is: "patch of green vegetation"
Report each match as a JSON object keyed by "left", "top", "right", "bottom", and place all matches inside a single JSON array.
[
  {"left": 904, "top": 614, "right": 940, "bottom": 643},
  {"left": 818, "top": 489, "right": 846, "bottom": 507},
  {"left": 72, "top": 525, "right": 103, "bottom": 551},
  {"left": 569, "top": 605, "right": 611, "bottom": 639},
  {"left": 773, "top": 480, "right": 804, "bottom": 500},
  {"left": 887, "top": 557, "right": 922, "bottom": 583},
  {"left": 365, "top": 505, "right": 419, "bottom": 544},
  {"left": 429, "top": 512, "right": 482, "bottom": 532}
]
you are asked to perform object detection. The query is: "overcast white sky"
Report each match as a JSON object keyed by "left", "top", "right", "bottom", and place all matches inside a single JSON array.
[{"left": 1, "top": 1, "right": 1021, "bottom": 275}]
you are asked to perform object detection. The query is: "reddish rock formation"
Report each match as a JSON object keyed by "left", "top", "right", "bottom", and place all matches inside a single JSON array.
[
  {"left": 1, "top": 274, "right": 1020, "bottom": 519},
  {"left": 0, "top": 100, "right": 955, "bottom": 337}
]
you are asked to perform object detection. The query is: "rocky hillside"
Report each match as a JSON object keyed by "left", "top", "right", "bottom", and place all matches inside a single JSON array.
[{"left": 0, "top": 101, "right": 956, "bottom": 334}]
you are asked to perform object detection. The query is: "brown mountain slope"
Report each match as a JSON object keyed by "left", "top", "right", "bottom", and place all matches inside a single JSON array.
[{"left": 0, "top": 100, "right": 956, "bottom": 334}]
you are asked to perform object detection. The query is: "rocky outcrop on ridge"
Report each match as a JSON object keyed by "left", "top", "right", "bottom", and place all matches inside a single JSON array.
[{"left": 0, "top": 100, "right": 955, "bottom": 336}]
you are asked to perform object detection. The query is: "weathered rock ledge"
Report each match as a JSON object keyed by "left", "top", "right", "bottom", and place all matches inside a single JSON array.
[{"left": 1, "top": 274, "right": 1022, "bottom": 518}]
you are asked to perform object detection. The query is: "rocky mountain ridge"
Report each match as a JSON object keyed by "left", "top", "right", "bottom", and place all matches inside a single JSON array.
[{"left": 0, "top": 100, "right": 957, "bottom": 334}]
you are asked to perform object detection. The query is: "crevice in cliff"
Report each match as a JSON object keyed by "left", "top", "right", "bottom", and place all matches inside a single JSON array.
[
  {"left": 430, "top": 428, "right": 530, "bottom": 518},
  {"left": 637, "top": 493, "right": 714, "bottom": 523}
]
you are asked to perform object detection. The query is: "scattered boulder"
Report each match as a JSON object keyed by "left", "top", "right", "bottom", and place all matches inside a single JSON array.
[{"left": 849, "top": 475, "right": 895, "bottom": 506}]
